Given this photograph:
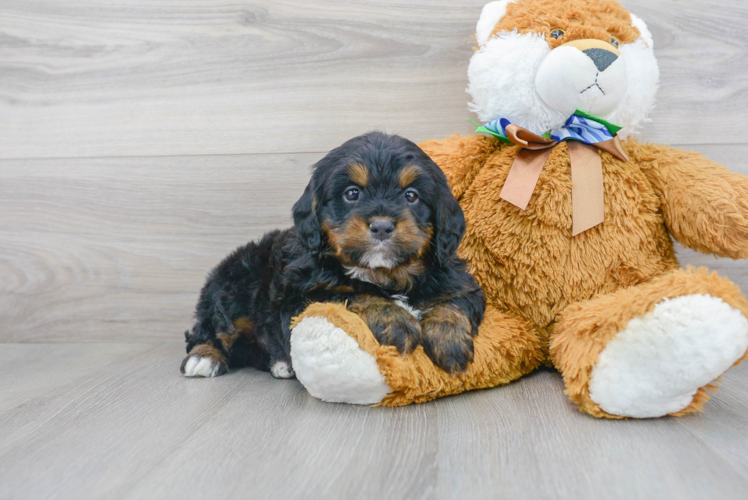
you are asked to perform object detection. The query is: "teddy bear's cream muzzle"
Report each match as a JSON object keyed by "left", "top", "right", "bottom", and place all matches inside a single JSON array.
[{"left": 535, "top": 38, "right": 628, "bottom": 119}]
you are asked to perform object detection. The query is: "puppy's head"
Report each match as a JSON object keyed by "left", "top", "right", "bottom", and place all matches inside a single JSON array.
[{"left": 292, "top": 132, "right": 464, "bottom": 271}]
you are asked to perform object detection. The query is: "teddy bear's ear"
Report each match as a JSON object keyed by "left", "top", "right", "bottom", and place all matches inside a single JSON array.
[
  {"left": 476, "top": 1, "right": 516, "bottom": 46},
  {"left": 629, "top": 13, "right": 654, "bottom": 48}
]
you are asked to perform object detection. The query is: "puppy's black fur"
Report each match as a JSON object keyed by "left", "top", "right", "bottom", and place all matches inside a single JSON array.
[{"left": 182, "top": 132, "right": 485, "bottom": 378}]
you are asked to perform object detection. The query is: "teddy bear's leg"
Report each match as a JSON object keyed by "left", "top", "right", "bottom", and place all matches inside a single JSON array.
[
  {"left": 551, "top": 267, "right": 748, "bottom": 419},
  {"left": 290, "top": 303, "right": 391, "bottom": 405},
  {"left": 291, "top": 303, "right": 543, "bottom": 406}
]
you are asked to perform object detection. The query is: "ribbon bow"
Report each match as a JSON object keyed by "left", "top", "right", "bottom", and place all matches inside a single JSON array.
[{"left": 474, "top": 111, "right": 629, "bottom": 236}]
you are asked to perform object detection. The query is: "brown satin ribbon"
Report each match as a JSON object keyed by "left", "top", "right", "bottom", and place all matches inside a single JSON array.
[{"left": 498, "top": 124, "right": 629, "bottom": 236}]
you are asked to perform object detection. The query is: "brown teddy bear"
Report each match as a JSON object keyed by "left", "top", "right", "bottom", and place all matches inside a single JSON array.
[{"left": 289, "top": 0, "right": 748, "bottom": 418}]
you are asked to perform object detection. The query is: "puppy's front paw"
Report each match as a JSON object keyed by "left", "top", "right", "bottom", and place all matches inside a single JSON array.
[
  {"left": 369, "top": 308, "right": 422, "bottom": 354},
  {"left": 180, "top": 344, "right": 228, "bottom": 377},
  {"left": 421, "top": 305, "right": 474, "bottom": 374},
  {"left": 348, "top": 296, "right": 422, "bottom": 353}
]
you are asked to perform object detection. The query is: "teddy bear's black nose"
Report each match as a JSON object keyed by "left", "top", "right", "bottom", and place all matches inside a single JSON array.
[{"left": 583, "top": 48, "right": 618, "bottom": 72}]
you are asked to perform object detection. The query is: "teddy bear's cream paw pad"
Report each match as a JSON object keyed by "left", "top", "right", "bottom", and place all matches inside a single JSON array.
[
  {"left": 589, "top": 294, "right": 748, "bottom": 418},
  {"left": 290, "top": 316, "right": 390, "bottom": 405},
  {"left": 182, "top": 356, "right": 225, "bottom": 377}
]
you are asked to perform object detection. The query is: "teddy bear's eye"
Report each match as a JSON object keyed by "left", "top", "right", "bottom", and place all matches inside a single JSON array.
[
  {"left": 550, "top": 28, "right": 565, "bottom": 39},
  {"left": 610, "top": 37, "right": 620, "bottom": 48}
]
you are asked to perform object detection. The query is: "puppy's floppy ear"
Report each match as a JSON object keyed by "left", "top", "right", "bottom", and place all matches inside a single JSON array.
[
  {"left": 292, "top": 179, "right": 321, "bottom": 252},
  {"left": 433, "top": 172, "right": 466, "bottom": 264}
]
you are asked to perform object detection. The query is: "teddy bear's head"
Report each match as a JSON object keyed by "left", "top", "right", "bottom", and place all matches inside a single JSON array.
[{"left": 467, "top": 0, "right": 658, "bottom": 138}]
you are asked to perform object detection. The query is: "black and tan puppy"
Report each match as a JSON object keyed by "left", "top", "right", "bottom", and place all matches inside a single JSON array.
[{"left": 182, "top": 132, "right": 485, "bottom": 379}]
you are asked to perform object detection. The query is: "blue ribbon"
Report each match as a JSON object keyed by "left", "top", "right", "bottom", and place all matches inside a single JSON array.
[{"left": 474, "top": 110, "right": 623, "bottom": 145}]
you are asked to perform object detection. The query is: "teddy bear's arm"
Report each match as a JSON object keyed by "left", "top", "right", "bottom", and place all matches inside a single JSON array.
[
  {"left": 633, "top": 142, "right": 748, "bottom": 260},
  {"left": 419, "top": 134, "right": 500, "bottom": 200}
]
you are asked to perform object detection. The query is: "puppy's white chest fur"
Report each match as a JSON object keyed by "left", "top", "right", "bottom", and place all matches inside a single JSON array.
[
  {"left": 343, "top": 268, "right": 427, "bottom": 320},
  {"left": 344, "top": 266, "right": 376, "bottom": 284},
  {"left": 390, "top": 294, "right": 426, "bottom": 321}
]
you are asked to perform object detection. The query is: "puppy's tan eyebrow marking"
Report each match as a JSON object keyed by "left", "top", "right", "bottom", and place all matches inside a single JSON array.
[
  {"left": 347, "top": 163, "right": 369, "bottom": 187},
  {"left": 398, "top": 165, "right": 421, "bottom": 188}
]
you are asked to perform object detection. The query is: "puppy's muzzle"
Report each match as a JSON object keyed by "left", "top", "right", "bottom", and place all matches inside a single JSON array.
[{"left": 369, "top": 217, "right": 395, "bottom": 241}]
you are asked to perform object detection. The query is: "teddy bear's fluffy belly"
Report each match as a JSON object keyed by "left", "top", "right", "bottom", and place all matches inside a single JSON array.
[
  {"left": 461, "top": 223, "right": 678, "bottom": 335},
  {"left": 458, "top": 149, "right": 679, "bottom": 346}
]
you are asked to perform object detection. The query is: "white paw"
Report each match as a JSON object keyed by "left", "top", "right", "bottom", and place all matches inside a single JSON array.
[
  {"left": 290, "top": 316, "right": 391, "bottom": 405},
  {"left": 589, "top": 294, "right": 748, "bottom": 418},
  {"left": 182, "top": 356, "right": 224, "bottom": 377},
  {"left": 270, "top": 361, "right": 295, "bottom": 379}
]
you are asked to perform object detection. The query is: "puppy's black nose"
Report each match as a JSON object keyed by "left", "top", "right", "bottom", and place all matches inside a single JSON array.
[
  {"left": 369, "top": 219, "right": 395, "bottom": 241},
  {"left": 583, "top": 48, "right": 618, "bottom": 72}
]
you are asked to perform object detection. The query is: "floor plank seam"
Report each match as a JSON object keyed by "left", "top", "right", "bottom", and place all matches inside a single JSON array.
[
  {"left": 118, "top": 384, "right": 244, "bottom": 499},
  {"left": 675, "top": 418, "right": 748, "bottom": 485},
  {"left": 0, "top": 151, "right": 327, "bottom": 162}
]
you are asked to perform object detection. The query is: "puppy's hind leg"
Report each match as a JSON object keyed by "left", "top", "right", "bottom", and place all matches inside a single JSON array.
[
  {"left": 268, "top": 313, "right": 295, "bottom": 379},
  {"left": 181, "top": 323, "right": 231, "bottom": 378},
  {"left": 270, "top": 359, "right": 295, "bottom": 379},
  {"left": 267, "top": 337, "right": 295, "bottom": 379}
]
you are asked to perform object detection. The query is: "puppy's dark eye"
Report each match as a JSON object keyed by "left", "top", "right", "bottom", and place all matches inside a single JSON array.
[
  {"left": 344, "top": 187, "right": 360, "bottom": 202},
  {"left": 610, "top": 37, "right": 620, "bottom": 49},
  {"left": 550, "top": 28, "right": 565, "bottom": 39},
  {"left": 404, "top": 190, "right": 419, "bottom": 204}
]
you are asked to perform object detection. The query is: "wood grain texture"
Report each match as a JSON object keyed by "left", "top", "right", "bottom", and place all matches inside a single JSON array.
[
  {"left": 0, "top": 153, "right": 319, "bottom": 342},
  {"left": 1, "top": 0, "right": 747, "bottom": 159},
  {"left": 434, "top": 369, "right": 748, "bottom": 499},
  {"left": 1, "top": 145, "right": 747, "bottom": 343},
  {"left": 2, "top": 2, "right": 747, "bottom": 499},
  {"left": 0, "top": 343, "right": 747, "bottom": 500}
]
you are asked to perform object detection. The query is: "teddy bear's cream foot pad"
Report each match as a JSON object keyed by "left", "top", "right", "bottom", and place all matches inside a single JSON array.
[
  {"left": 290, "top": 316, "right": 391, "bottom": 405},
  {"left": 588, "top": 294, "right": 748, "bottom": 418}
]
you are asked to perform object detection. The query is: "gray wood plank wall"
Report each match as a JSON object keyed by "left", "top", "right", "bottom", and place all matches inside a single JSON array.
[{"left": 1, "top": 0, "right": 747, "bottom": 344}]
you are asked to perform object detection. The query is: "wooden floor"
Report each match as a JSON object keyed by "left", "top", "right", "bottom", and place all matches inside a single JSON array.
[
  {"left": 1, "top": 344, "right": 747, "bottom": 499},
  {"left": 2, "top": 1, "right": 748, "bottom": 499}
]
